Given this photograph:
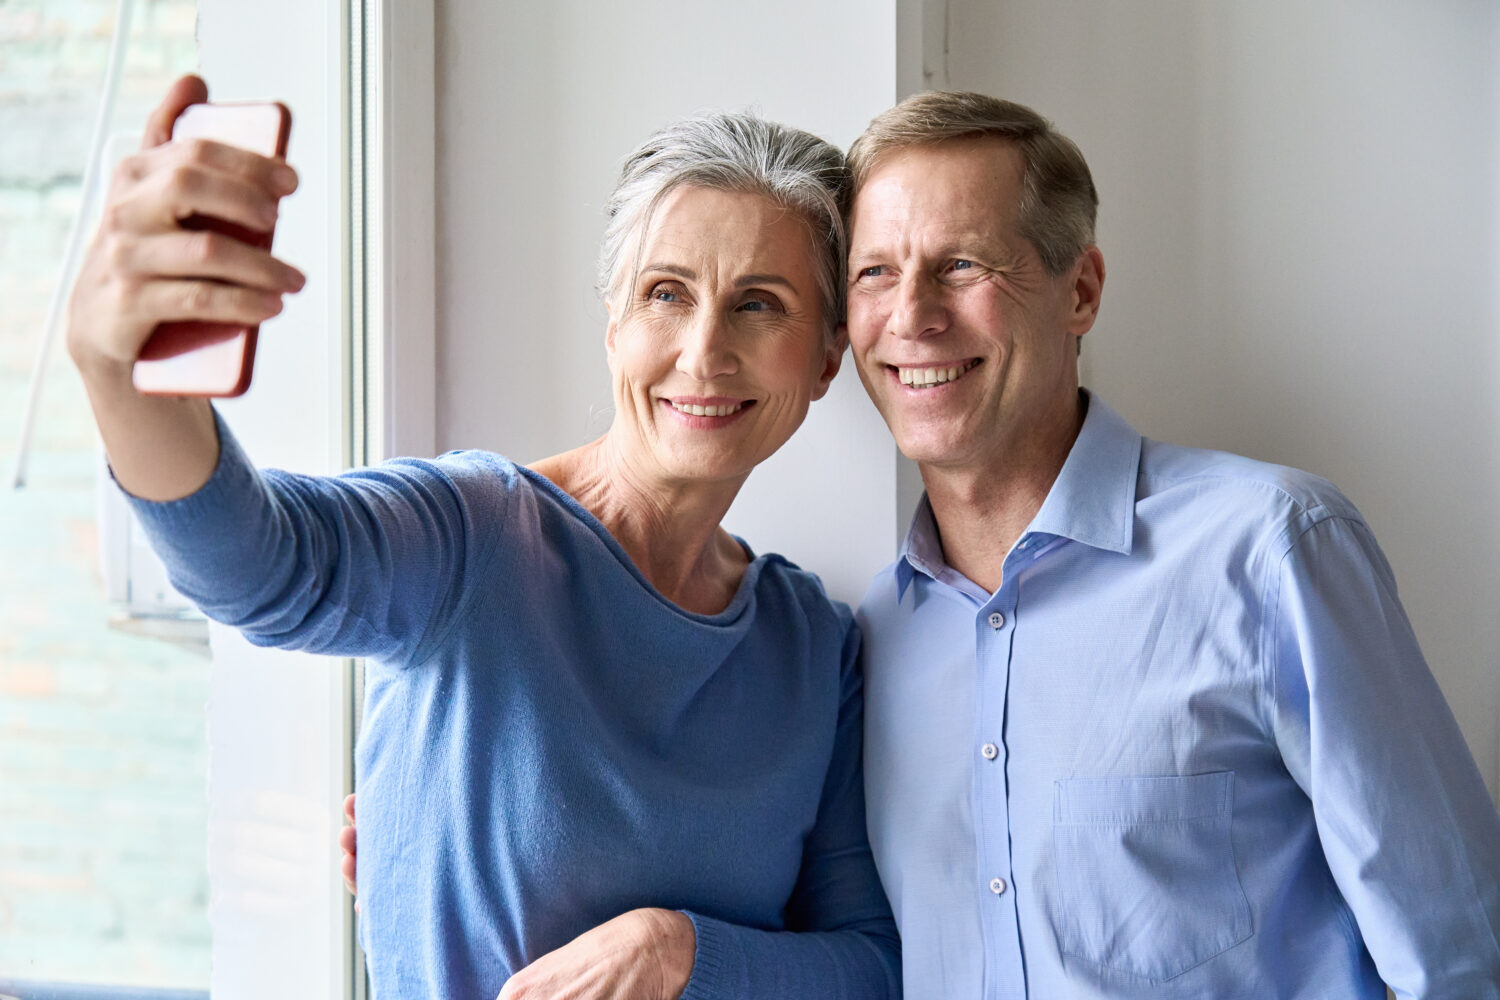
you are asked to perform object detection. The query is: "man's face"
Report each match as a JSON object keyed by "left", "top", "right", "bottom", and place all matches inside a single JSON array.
[{"left": 846, "top": 137, "right": 1101, "bottom": 472}]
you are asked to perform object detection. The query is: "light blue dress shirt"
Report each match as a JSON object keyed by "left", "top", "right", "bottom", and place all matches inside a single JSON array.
[{"left": 859, "top": 391, "right": 1500, "bottom": 999}]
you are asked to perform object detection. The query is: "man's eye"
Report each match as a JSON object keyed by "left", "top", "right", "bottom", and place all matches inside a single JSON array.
[{"left": 951, "top": 259, "right": 974, "bottom": 271}]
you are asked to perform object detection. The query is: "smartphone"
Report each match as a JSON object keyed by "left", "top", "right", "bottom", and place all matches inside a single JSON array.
[{"left": 132, "top": 101, "right": 292, "bottom": 398}]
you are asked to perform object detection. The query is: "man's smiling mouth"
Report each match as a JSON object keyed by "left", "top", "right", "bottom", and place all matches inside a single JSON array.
[{"left": 893, "top": 359, "right": 981, "bottom": 388}]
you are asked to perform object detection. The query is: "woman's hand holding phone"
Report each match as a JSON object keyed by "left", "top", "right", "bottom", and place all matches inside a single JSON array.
[
  {"left": 68, "top": 75, "right": 304, "bottom": 385},
  {"left": 67, "top": 75, "right": 304, "bottom": 501}
]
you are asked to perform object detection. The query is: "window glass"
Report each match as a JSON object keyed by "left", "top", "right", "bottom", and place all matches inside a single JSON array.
[{"left": 0, "top": 0, "right": 208, "bottom": 989}]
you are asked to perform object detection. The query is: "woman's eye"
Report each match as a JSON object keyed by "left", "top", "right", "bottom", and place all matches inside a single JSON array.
[
  {"left": 951, "top": 259, "right": 974, "bottom": 271},
  {"left": 858, "top": 265, "right": 886, "bottom": 279},
  {"left": 649, "top": 284, "right": 680, "bottom": 303},
  {"left": 737, "top": 296, "right": 781, "bottom": 314}
]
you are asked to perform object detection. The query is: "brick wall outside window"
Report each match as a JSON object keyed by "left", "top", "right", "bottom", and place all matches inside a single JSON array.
[{"left": 0, "top": 0, "right": 211, "bottom": 988}]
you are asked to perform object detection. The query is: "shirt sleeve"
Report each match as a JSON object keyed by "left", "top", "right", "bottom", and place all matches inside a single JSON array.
[
  {"left": 121, "top": 410, "right": 507, "bottom": 666},
  {"left": 678, "top": 617, "right": 902, "bottom": 999},
  {"left": 1268, "top": 513, "right": 1500, "bottom": 997}
]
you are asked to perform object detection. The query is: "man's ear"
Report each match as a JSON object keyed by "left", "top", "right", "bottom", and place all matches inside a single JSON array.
[
  {"left": 810, "top": 323, "right": 848, "bottom": 402},
  {"left": 1067, "top": 245, "right": 1105, "bottom": 339}
]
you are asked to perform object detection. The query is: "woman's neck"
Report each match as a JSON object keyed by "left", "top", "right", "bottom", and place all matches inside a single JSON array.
[{"left": 528, "top": 434, "right": 751, "bottom": 616}]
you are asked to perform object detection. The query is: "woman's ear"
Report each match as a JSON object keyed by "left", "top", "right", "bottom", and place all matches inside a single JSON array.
[
  {"left": 810, "top": 323, "right": 848, "bottom": 402},
  {"left": 604, "top": 296, "right": 619, "bottom": 356}
]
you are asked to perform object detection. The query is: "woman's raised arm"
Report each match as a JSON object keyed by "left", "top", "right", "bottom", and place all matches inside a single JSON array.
[{"left": 67, "top": 74, "right": 304, "bottom": 502}]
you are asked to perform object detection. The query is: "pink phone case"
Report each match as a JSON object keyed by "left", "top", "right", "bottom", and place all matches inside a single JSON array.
[{"left": 132, "top": 101, "right": 292, "bottom": 398}]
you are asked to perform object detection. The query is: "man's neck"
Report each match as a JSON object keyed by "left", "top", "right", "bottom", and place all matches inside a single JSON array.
[{"left": 920, "top": 393, "right": 1086, "bottom": 594}]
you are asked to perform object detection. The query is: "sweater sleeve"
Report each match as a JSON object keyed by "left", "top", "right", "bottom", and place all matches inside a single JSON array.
[
  {"left": 678, "top": 616, "right": 902, "bottom": 999},
  {"left": 121, "top": 410, "right": 510, "bottom": 666}
]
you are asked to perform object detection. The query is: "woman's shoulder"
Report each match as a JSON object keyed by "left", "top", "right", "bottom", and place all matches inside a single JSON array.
[
  {"left": 349, "top": 448, "right": 536, "bottom": 512},
  {"left": 750, "top": 548, "right": 857, "bottom": 638},
  {"left": 323, "top": 450, "right": 546, "bottom": 565}
]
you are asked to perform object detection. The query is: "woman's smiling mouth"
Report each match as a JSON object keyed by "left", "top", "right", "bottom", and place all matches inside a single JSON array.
[{"left": 661, "top": 397, "right": 755, "bottom": 422}]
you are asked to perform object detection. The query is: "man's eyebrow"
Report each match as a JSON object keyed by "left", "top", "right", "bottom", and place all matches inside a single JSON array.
[{"left": 850, "top": 235, "right": 1022, "bottom": 265}]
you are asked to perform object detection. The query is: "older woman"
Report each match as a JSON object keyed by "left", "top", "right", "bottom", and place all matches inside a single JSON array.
[{"left": 67, "top": 76, "right": 899, "bottom": 998}]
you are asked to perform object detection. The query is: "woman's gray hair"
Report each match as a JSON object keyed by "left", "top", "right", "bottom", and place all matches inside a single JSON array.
[{"left": 598, "top": 112, "right": 850, "bottom": 339}]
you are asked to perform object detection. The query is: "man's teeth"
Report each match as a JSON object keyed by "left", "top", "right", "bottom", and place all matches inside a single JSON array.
[
  {"left": 671, "top": 401, "right": 745, "bottom": 417},
  {"left": 898, "top": 360, "right": 979, "bottom": 387}
]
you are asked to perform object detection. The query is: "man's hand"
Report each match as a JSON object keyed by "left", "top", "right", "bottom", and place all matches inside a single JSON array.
[
  {"left": 339, "top": 792, "right": 358, "bottom": 909},
  {"left": 497, "top": 908, "right": 695, "bottom": 1000}
]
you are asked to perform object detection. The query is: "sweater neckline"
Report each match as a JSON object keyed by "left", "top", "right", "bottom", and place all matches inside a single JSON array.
[{"left": 514, "top": 464, "right": 767, "bottom": 627}]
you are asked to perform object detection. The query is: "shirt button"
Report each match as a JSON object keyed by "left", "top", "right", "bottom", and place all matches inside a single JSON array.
[
  {"left": 981, "top": 742, "right": 999, "bottom": 760},
  {"left": 989, "top": 877, "right": 1008, "bottom": 895},
  {"left": 987, "top": 611, "right": 1005, "bottom": 629}
]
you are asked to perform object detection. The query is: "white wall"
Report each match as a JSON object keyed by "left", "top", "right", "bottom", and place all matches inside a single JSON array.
[
  {"left": 945, "top": 0, "right": 1500, "bottom": 798},
  {"left": 433, "top": 0, "right": 906, "bottom": 603}
]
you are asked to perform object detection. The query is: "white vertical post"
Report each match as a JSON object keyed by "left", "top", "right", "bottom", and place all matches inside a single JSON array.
[
  {"left": 194, "top": 0, "right": 354, "bottom": 995},
  {"left": 365, "top": 0, "right": 437, "bottom": 463}
]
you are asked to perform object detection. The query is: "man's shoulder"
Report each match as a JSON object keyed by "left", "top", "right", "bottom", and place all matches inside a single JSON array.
[
  {"left": 854, "top": 556, "right": 914, "bottom": 644},
  {"left": 1139, "top": 436, "right": 1362, "bottom": 527}
]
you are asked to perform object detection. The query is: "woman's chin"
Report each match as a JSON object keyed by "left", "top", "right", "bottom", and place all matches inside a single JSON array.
[{"left": 642, "top": 434, "right": 786, "bottom": 486}]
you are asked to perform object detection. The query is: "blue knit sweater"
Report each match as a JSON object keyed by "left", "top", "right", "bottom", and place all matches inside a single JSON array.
[{"left": 126, "top": 417, "right": 901, "bottom": 998}]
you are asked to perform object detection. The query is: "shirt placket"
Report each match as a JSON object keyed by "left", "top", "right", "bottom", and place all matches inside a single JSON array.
[{"left": 975, "top": 582, "right": 1025, "bottom": 1000}]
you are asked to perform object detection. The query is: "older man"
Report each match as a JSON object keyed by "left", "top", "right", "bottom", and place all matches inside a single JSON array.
[{"left": 848, "top": 91, "right": 1500, "bottom": 998}]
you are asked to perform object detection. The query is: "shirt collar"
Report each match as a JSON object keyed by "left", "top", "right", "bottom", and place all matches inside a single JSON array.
[{"left": 895, "top": 389, "right": 1143, "bottom": 599}]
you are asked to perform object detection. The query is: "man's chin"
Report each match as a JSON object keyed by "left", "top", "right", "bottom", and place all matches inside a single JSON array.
[{"left": 888, "top": 428, "right": 969, "bottom": 469}]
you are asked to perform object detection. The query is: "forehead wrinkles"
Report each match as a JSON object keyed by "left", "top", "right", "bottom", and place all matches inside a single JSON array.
[
  {"left": 851, "top": 202, "right": 1016, "bottom": 267},
  {"left": 852, "top": 161, "right": 1019, "bottom": 263},
  {"left": 858, "top": 182, "right": 1020, "bottom": 265},
  {"left": 640, "top": 191, "right": 814, "bottom": 288}
]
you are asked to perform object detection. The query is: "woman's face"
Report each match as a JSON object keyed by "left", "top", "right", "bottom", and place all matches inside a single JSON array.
[{"left": 606, "top": 185, "right": 844, "bottom": 488}]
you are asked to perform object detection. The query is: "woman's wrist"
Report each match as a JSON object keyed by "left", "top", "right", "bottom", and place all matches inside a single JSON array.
[{"left": 642, "top": 908, "right": 696, "bottom": 999}]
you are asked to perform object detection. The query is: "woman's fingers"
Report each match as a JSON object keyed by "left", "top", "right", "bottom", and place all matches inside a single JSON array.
[
  {"left": 142, "top": 74, "right": 209, "bottom": 149},
  {"left": 132, "top": 277, "right": 287, "bottom": 329},
  {"left": 339, "top": 794, "right": 358, "bottom": 898},
  {"left": 111, "top": 140, "right": 296, "bottom": 237},
  {"left": 340, "top": 843, "right": 357, "bottom": 889},
  {"left": 127, "top": 229, "right": 305, "bottom": 293}
]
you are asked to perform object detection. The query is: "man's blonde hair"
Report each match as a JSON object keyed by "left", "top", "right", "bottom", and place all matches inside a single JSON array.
[{"left": 847, "top": 91, "right": 1098, "bottom": 275}]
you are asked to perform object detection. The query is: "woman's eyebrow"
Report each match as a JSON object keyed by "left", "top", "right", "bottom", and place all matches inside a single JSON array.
[
  {"left": 642, "top": 264, "right": 796, "bottom": 293},
  {"left": 640, "top": 263, "right": 696, "bottom": 280},
  {"left": 735, "top": 273, "right": 795, "bottom": 291}
]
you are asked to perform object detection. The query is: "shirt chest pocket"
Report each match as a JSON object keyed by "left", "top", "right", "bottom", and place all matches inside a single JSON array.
[{"left": 1050, "top": 771, "right": 1252, "bottom": 983}]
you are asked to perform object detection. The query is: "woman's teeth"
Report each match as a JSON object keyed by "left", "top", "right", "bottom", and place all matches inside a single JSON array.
[
  {"left": 670, "top": 401, "right": 745, "bottom": 417},
  {"left": 898, "top": 359, "right": 979, "bottom": 387}
]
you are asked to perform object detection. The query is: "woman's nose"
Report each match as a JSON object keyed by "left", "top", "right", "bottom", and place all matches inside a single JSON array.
[{"left": 676, "top": 310, "right": 739, "bottom": 381}]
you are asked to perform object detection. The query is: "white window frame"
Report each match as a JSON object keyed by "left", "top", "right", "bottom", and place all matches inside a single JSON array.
[{"left": 193, "top": 0, "right": 434, "bottom": 995}]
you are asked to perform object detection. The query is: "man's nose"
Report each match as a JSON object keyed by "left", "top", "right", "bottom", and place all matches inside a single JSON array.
[
  {"left": 889, "top": 273, "right": 948, "bottom": 340},
  {"left": 676, "top": 309, "right": 739, "bottom": 381}
]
